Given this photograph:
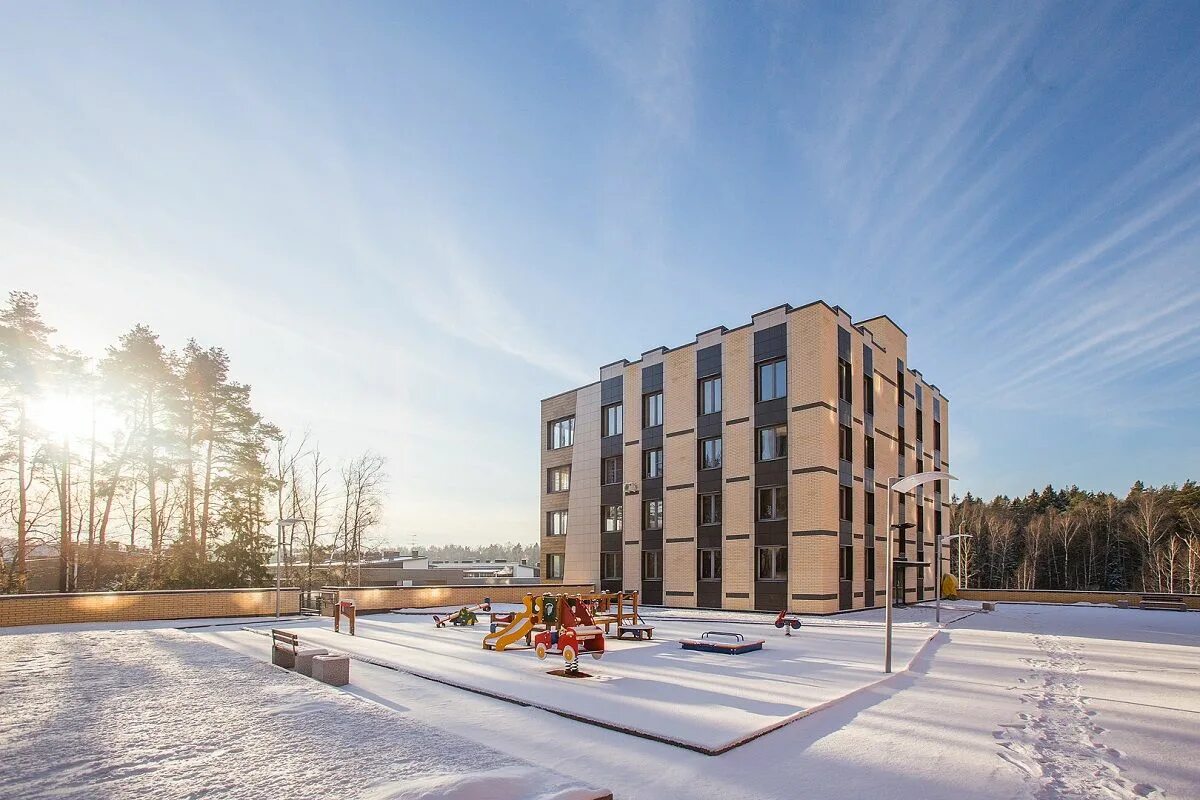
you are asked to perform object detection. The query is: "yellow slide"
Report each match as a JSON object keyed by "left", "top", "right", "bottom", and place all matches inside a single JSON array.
[{"left": 483, "top": 596, "right": 535, "bottom": 652}]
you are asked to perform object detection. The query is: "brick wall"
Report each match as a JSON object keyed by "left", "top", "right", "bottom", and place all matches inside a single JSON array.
[
  {"left": 959, "top": 588, "right": 1200, "bottom": 610},
  {"left": 333, "top": 583, "right": 598, "bottom": 614},
  {"left": 663, "top": 345, "right": 698, "bottom": 608},
  {"left": 0, "top": 587, "right": 301, "bottom": 628},
  {"left": 788, "top": 306, "right": 839, "bottom": 613}
]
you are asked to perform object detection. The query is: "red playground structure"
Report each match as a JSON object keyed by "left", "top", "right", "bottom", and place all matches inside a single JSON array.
[
  {"left": 775, "top": 609, "right": 802, "bottom": 636},
  {"left": 534, "top": 595, "right": 605, "bottom": 674}
]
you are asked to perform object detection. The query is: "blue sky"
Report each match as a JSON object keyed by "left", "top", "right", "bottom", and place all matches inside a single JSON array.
[{"left": 1, "top": 2, "right": 1198, "bottom": 545}]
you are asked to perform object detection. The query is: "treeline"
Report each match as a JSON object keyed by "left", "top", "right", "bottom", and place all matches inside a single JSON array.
[
  {"left": 0, "top": 291, "right": 387, "bottom": 594},
  {"left": 424, "top": 542, "right": 540, "bottom": 564},
  {"left": 950, "top": 482, "right": 1200, "bottom": 594}
]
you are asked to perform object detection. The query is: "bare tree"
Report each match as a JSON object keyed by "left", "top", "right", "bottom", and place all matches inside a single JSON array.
[{"left": 338, "top": 451, "right": 387, "bottom": 587}]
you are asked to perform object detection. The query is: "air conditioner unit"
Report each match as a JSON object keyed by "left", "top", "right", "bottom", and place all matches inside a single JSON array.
[{"left": 623, "top": 482, "right": 640, "bottom": 495}]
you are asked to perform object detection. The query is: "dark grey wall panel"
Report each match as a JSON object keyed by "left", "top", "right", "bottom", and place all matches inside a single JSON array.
[
  {"left": 641, "top": 363, "right": 663, "bottom": 392},
  {"left": 753, "top": 324, "right": 787, "bottom": 361},
  {"left": 697, "top": 581, "right": 722, "bottom": 609}
]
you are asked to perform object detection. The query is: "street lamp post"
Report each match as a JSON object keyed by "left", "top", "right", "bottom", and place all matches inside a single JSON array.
[
  {"left": 884, "top": 470, "right": 956, "bottom": 673},
  {"left": 275, "top": 518, "right": 304, "bottom": 618},
  {"left": 935, "top": 531, "right": 972, "bottom": 625}
]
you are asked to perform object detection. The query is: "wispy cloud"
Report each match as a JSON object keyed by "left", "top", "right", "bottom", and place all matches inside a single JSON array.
[{"left": 768, "top": 2, "right": 1200, "bottom": 430}]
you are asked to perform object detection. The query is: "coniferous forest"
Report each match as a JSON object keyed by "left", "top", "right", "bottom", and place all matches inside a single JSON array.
[
  {"left": 0, "top": 291, "right": 388, "bottom": 594},
  {"left": 950, "top": 483, "right": 1200, "bottom": 594}
]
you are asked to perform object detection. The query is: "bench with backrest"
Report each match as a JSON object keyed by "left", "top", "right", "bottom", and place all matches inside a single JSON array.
[
  {"left": 271, "top": 629, "right": 301, "bottom": 669},
  {"left": 1138, "top": 594, "right": 1189, "bottom": 612}
]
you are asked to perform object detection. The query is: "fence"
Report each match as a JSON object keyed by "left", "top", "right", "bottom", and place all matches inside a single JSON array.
[
  {"left": 0, "top": 587, "right": 302, "bottom": 628},
  {"left": 324, "top": 583, "right": 597, "bottom": 614},
  {"left": 958, "top": 588, "right": 1200, "bottom": 610}
]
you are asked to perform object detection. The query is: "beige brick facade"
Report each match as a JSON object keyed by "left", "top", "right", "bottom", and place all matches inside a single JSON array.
[
  {"left": 540, "top": 300, "right": 948, "bottom": 615},
  {"left": 0, "top": 588, "right": 300, "bottom": 628}
]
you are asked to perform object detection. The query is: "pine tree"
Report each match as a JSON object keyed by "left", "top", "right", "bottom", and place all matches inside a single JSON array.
[{"left": 0, "top": 292, "right": 56, "bottom": 592}]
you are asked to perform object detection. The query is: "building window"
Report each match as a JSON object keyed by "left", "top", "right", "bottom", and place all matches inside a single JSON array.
[
  {"left": 643, "top": 392, "right": 664, "bottom": 427},
  {"left": 699, "top": 437, "right": 723, "bottom": 470},
  {"left": 839, "top": 484, "right": 853, "bottom": 522},
  {"left": 933, "top": 420, "right": 942, "bottom": 449},
  {"left": 757, "top": 486, "right": 787, "bottom": 521},
  {"left": 602, "top": 403, "right": 623, "bottom": 437},
  {"left": 603, "top": 504, "right": 623, "bottom": 533},
  {"left": 898, "top": 425, "right": 906, "bottom": 447},
  {"left": 644, "top": 448, "right": 664, "bottom": 479},
  {"left": 865, "top": 491, "right": 875, "bottom": 526},
  {"left": 547, "top": 465, "right": 570, "bottom": 493},
  {"left": 757, "top": 424, "right": 788, "bottom": 461},
  {"left": 756, "top": 546, "right": 787, "bottom": 581},
  {"left": 756, "top": 358, "right": 787, "bottom": 402},
  {"left": 863, "top": 375, "right": 874, "bottom": 415},
  {"left": 644, "top": 499, "right": 663, "bottom": 530},
  {"left": 698, "top": 548, "right": 722, "bottom": 581},
  {"left": 546, "top": 553, "right": 564, "bottom": 579},
  {"left": 915, "top": 408, "right": 924, "bottom": 441},
  {"left": 699, "top": 376, "right": 722, "bottom": 415},
  {"left": 548, "top": 416, "right": 574, "bottom": 449},
  {"left": 864, "top": 436, "right": 875, "bottom": 469},
  {"left": 935, "top": 509, "right": 943, "bottom": 536},
  {"left": 698, "top": 493, "right": 722, "bottom": 525},
  {"left": 642, "top": 550, "right": 662, "bottom": 580},
  {"left": 839, "top": 425, "right": 853, "bottom": 462},
  {"left": 839, "top": 545, "right": 853, "bottom": 581},
  {"left": 547, "top": 510, "right": 568, "bottom": 536},
  {"left": 897, "top": 371, "right": 905, "bottom": 406},
  {"left": 865, "top": 546, "right": 876, "bottom": 581},
  {"left": 838, "top": 358, "right": 852, "bottom": 403},
  {"left": 917, "top": 505, "right": 924, "bottom": 533},
  {"left": 602, "top": 456, "right": 623, "bottom": 486},
  {"left": 601, "top": 552, "right": 620, "bottom": 580}
]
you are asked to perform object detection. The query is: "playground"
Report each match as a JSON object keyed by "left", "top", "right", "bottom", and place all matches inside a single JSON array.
[{"left": 202, "top": 596, "right": 949, "bottom": 754}]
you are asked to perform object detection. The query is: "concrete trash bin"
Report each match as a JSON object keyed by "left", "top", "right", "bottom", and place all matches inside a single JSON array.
[
  {"left": 296, "top": 648, "right": 329, "bottom": 677},
  {"left": 312, "top": 654, "right": 350, "bottom": 687}
]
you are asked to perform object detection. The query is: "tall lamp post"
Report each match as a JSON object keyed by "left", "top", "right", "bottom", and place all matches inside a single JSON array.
[
  {"left": 935, "top": 531, "right": 972, "bottom": 625},
  {"left": 884, "top": 470, "right": 956, "bottom": 673},
  {"left": 275, "top": 518, "right": 304, "bottom": 618}
]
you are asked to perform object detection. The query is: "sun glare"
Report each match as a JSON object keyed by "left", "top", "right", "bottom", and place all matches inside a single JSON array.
[{"left": 28, "top": 394, "right": 101, "bottom": 440}]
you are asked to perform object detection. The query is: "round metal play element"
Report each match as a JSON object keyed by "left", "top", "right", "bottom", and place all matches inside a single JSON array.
[
  {"left": 591, "top": 650, "right": 603, "bottom": 660},
  {"left": 562, "top": 644, "right": 577, "bottom": 663},
  {"left": 535, "top": 642, "right": 547, "bottom": 660}
]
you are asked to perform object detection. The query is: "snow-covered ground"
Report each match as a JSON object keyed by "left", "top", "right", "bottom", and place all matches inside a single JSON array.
[
  {"left": 214, "top": 611, "right": 936, "bottom": 753},
  {"left": 207, "top": 603, "right": 1199, "bottom": 800},
  {"left": 0, "top": 627, "right": 609, "bottom": 800},
  {"left": 3, "top": 603, "right": 1196, "bottom": 800}
]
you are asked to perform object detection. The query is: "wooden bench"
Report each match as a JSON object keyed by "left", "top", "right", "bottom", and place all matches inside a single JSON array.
[
  {"left": 271, "top": 629, "right": 301, "bottom": 669},
  {"left": 1138, "top": 594, "right": 1189, "bottom": 612},
  {"left": 616, "top": 623, "right": 655, "bottom": 641}
]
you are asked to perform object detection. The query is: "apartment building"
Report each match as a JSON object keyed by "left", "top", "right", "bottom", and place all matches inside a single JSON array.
[{"left": 540, "top": 301, "right": 950, "bottom": 614}]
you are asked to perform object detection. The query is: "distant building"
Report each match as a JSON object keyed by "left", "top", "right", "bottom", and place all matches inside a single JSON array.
[{"left": 267, "top": 548, "right": 541, "bottom": 587}]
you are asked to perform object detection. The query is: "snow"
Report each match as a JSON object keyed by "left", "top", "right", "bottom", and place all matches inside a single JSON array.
[
  {"left": 0, "top": 627, "right": 608, "bottom": 800},
  {"left": 5, "top": 602, "right": 1197, "bottom": 800},
  {"left": 213, "top": 609, "right": 937, "bottom": 753},
  {"left": 0, "top": 614, "right": 308, "bottom": 637},
  {"left": 205, "top": 602, "right": 1200, "bottom": 800}
]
